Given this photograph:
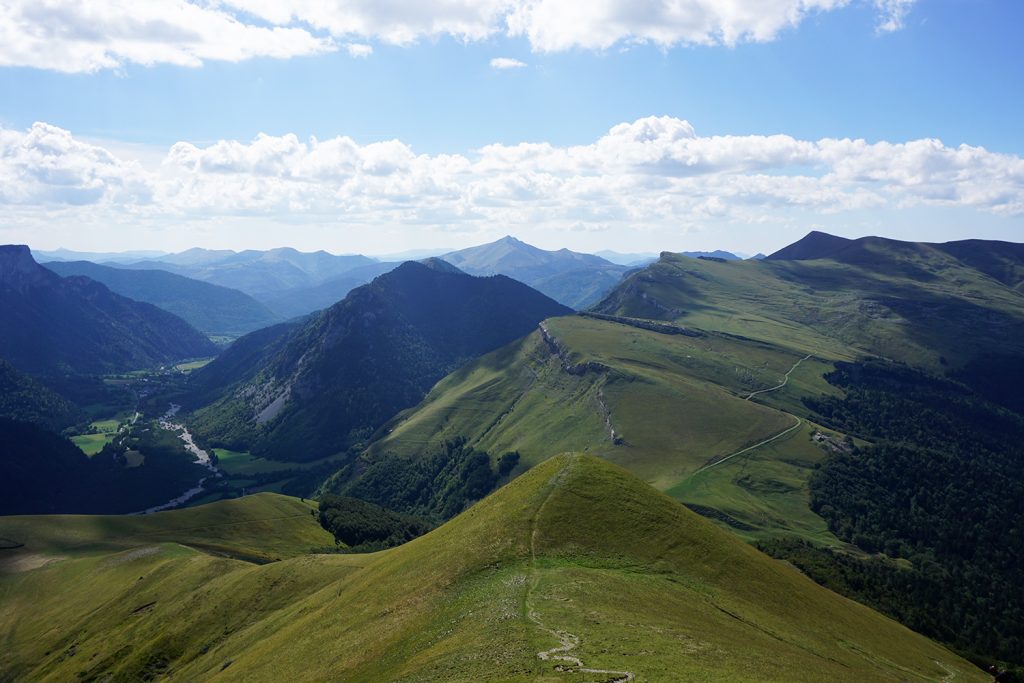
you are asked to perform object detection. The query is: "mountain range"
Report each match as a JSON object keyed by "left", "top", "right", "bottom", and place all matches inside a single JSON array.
[
  {"left": 43, "top": 259, "right": 281, "bottom": 337},
  {"left": 0, "top": 245, "right": 217, "bottom": 376},
  {"left": 4, "top": 230, "right": 1023, "bottom": 674},
  {"left": 440, "top": 235, "right": 630, "bottom": 308},
  {"left": 189, "top": 260, "right": 572, "bottom": 461}
]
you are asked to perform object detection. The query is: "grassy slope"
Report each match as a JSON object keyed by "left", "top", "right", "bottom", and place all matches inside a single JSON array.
[
  {"left": 0, "top": 493, "right": 331, "bottom": 564},
  {"left": 365, "top": 314, "right": 836, "bottom": 544},
  {"left": 597, "top": 251, "right": 1024, "bottom": 370},
  {"left": 0, "top": 455, "right": 981, "bottom": 681},
  {"left": 369, "top": 316, "right": 807, "bottom": 487}
]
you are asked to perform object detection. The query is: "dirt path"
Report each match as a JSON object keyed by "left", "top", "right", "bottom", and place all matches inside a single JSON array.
[
  {"left": 745, "top": 354, "right": 813, "bottom": 401},
  {"left": 693, "top": 415, "right": 803, "bottom": 475},
  {"left": 690, "top": 353, "right": 813, "bottom": 476},
  {"left": 934, "top": 660, "right": 958, "bottom": 682},
  {"left": 525, "top": 466, "right": 635, "bottom": 682}
]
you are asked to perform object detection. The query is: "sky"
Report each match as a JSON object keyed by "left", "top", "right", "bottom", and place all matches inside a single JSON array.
[{"left": 1, "top": 0, "right": 1022, "bottom": 257}]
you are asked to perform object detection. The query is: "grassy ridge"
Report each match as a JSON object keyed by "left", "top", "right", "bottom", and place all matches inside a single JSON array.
[
  {"left": 596, "top": 251, "right": 1024, "bottom": 370},
  {"left": 370, "top": 316, "right": 804, "bottom": 487},
  {"left": 0, "top": 455, "right": 983, "bottom": 681},
  {"left": 0, "top": 493, "right": 331, "bottom": 564}
]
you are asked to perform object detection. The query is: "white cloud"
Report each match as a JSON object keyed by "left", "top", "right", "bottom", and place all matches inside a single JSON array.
[
  {"left": 490, "top": 57, "right": 527, "bottom": 69},
  {"left": 0, "top": 122, "right": 150, "bottom": 205},
  {"left": 874, "top": 0, "right": 915, "bottom": 32},
  {"left": 345, "top": 43, "right": 373, "bottom": 58},
  {"left": 4, "top": 117, "right": 1019, "bottom": 238},
  {"left": 0, "top": 0, "right": 333, "bottom": 73},
  {"left": 0, "top": 1, "right": 918, "bottom": 72}
]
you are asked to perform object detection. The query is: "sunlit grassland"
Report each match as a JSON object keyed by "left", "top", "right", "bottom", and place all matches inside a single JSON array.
[
  {"left": 70, "top": 417, "right": 122, "bottom": 456},
  {"left": 0, "top": 456, "right": 982, "bottom": 682}
]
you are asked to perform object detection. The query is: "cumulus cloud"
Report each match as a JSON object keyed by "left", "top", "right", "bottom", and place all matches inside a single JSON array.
[
  {"left": 0, "top": 0, "right": 918, "bottom": 72},
  {"left": 0, "top": 0, "right": 333, "bottom": 73},
  {"left": 4, "top": 117, "right": 1020, "bottom": 235},
  {"left": 0, "top": 122, "right": 150, "bottom": 204},
  {"left": 490, "top": 57, "right": 527, "bottom": 69}
]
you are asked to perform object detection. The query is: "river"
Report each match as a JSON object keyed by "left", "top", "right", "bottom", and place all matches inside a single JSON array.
[{"left": 135, "top": 404, "right": 223, "bottom": 515}]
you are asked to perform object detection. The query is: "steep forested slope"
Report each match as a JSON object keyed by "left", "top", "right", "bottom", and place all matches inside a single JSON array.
[
  {"left": 0, "top": 245, "right": 217, "bottom": 375},
  {"left": 43, "top": 260, "right": 280, "bottom": 336},
  {"left": 190, "top": 262, "right": 571, "bottom": 461}
]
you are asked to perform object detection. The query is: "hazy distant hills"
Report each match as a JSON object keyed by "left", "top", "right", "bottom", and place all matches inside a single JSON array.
[
  {"left": 118, "top": 247, "right": 378, "bottom": 298},
  {"left": 0, "top": 245, "right": 217, "bottom": 375},
  {"left": 594, "top": 249, "right": 659, "bottom": 265},
  {"left": 34, "top": 248, "right": 169, "bottom": 264},
  {"left": 440, "top": 236, "right": 629, "bottom": 309},
  {"left": 43, "top": 260, "right": 281, "bottom": 337},
  {"left": 189, "top": 261, "right": 572, "bottom": 461},
  {"left": 30, "top": 240, "right": 749, "bottom": 319},
  {"left": 255, "top": 261, "right": 400, "bottom": 319}
]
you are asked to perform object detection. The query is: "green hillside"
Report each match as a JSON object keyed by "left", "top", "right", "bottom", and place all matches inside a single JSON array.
[
  {"left": 356, "top": 314, "right": 836, "bottom": 529},
  {"left": 0, "top": 456, "right": 981, "bottom": 682},
  {"left": 0, "top": 493, "right": 330, "bottom": 565},
  {"left": 342, "top": 234, "right": 1024, "bottom": 666},
  {"left": 595, "top": 237, "right": 1024, "bottom": 371}
]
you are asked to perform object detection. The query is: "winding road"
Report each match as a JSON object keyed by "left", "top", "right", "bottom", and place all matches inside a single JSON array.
[
  {"left": 693, "top": 353, "right": 814, "bottom": 476},
  {"left": 744, "top": 354, "right": 813, "bottom": 401}
]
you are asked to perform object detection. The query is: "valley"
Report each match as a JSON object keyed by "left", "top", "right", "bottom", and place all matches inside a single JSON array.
[
  {"left": 7, "top": 10, "right": 1022, "bottom": 679},
  {"left": 2, "top": 231, "right": 1023, "bottom": 679}
]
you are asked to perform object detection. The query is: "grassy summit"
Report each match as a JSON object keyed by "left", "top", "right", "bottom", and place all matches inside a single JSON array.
[{"left": 0, "top": 456, "right": 980, "bottom": 681}]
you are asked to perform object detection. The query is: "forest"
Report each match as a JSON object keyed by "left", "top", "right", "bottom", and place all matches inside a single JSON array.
[{"left": 785, "top": 360, "right": 1024, "bottom": 667}]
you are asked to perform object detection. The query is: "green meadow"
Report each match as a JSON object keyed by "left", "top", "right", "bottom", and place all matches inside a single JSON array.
[{"left": 71, "top": 418, "right": 122, "bottom": 456}]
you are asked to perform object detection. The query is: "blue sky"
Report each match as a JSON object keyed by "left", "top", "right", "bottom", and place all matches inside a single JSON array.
[{"left": 0, "top": 0, "right": 1021, "bottom": 256}]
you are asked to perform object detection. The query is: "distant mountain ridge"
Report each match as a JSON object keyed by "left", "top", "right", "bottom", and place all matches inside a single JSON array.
[
  {"left": 43, "top": 260, "right": 281, "bottom": 337},
  {"left": 441, "top": 235, "right": 629, "bottom": 308},
  {"left": 117, "top": 247, "right": 379, "bottom": 298},
  {"left": 768, "top": 230, "right": 1024, "bottom": 289},
  {"left": 34, "top": 248, "right": 169, "bottom": 264},
  {"left": 0, "top": 245, "right": 217, "bottom": 375},
  {"left": 190, "top": 261, "right": 572, "bottom": 461}
]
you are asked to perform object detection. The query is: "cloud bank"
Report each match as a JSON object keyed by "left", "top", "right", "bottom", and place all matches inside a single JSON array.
[
  {"left": 2, "top": 117, "right": 1020, "bottom": 241},
  {"left": 0, "top": 0, "right": 915, "bottom": 72}
]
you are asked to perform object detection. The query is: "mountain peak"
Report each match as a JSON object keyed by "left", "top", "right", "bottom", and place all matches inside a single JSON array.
[
  {"left": 417, "top": 257, "right": 464, "bottom": 274},
  {"left": 766, "top": 230, "right": 853, "bottom": 261},
  {"left": 0, "top": 245, "right": 56, "bottom": 289}
]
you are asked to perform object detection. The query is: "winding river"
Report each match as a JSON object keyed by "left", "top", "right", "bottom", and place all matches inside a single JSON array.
[{"left": 135, "top": 404, "right": 223, "bottom": 515}]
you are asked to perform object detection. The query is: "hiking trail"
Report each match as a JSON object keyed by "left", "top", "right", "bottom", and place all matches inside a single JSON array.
[{"left": 525, "top": 462, "right": 635, "bottom": 682}]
